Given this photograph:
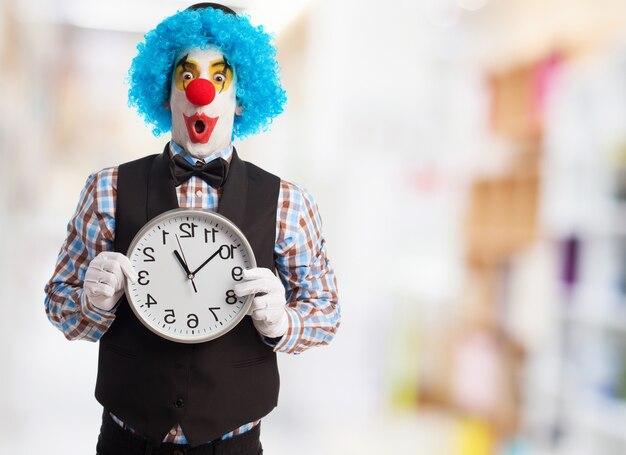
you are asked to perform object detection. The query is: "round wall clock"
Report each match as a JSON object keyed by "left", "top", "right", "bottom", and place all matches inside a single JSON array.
[{"left": 124, "top": 208, "right": 256, "bottom": 343}]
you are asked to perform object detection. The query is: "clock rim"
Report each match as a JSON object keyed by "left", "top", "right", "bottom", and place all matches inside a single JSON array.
[{"left": 124, "top": 207, "right": 257, "bottom": 344}]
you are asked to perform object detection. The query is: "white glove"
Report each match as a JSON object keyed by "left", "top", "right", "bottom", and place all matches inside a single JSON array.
[
  {"left": 84, "top": 252, "right": 136, "bottom": 311},
  {"left": 234, "top": 267, "right": 289, "bottom": 339}
]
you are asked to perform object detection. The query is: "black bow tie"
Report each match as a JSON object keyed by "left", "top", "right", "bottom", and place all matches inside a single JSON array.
[{"left": 170, "top": 153, "right": 229, "bottom": 188}]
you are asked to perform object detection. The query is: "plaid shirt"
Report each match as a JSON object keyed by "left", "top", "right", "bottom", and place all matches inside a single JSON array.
[{"left": 44, "top": 143, "right": 340, "bottom": 443}]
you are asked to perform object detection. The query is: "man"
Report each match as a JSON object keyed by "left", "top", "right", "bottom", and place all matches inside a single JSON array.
[{"left": 44, "top": 4, "right": 340, "bottom": 454}]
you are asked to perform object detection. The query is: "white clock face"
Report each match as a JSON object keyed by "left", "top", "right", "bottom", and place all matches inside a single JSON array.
[{"left": 125, "top": 208, "right": 256, "bottom": 343}]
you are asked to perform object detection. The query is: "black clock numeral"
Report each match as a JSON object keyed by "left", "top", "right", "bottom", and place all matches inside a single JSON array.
[
  {"left": 187, "top": 313, "right": 199, "bottom": 328},
  {"left": 219, "top": 244, "right": 235, "bottom": 260},
  {"left": 179, "top": 222, "right": 198, "bottom": 238},
  {"left": 205, "top": 227, "right": 218, "bottom": 243},
  {"left": 208, "top": 307, "right": 220, "bottom": 322},
  {"left": 164, "top": 309, "right": 176, "bottom": 324},
  {"left": 225, "top": 290, "right": 237, "bottom": 305},
  {"left": 143, "top": 247, "right": 155, "bottom": 262},
  {"left": 145, "top": 294, "right": 157, "bottom": 308},
  {"left": 137, "top": 270, "right": 150, "bottom": 285},
  {"left": 231, "top": 266, "right": 243, "bottom": 281},
  {"left": 162, "top": 230, "right": 170, "bottom": 245}
]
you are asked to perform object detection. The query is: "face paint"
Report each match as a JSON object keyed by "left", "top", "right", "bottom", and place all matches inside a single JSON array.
[{"left": 170, "top": 48, "right": 237, "bottom": 160}]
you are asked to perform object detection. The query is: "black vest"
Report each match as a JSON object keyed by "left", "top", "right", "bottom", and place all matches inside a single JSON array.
[{"left": 95, "top": 145, "right": 281, "bottom": 446}]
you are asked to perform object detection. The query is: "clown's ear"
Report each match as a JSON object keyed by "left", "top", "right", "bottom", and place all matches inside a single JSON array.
[{"left": 235, "top": 105, "right": 243, "bottom": 116}]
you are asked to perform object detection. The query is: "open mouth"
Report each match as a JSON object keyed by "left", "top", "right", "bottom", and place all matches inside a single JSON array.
[
  {"left": 183, "top": 113, "right": 219, "bottom": 144},
  {"left": 194, "top": 120, "right": 206, "bottom": 134}
]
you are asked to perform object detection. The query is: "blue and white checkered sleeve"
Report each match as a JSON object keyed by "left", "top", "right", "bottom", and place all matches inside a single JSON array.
[
  {"left": 273, "top": 181, "right": 340, "bottom": 354},
  {"left": 44, "top": 168, "right": 118, "bottom": 341}
]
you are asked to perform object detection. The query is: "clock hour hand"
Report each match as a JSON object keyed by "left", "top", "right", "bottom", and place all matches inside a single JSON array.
[
  {"left": 174, "top": 234, "right": 198, "bottom": 293},
  {"left": 190, "top": 246, "right": 224, "bottom": 276},
  {"left": 173, "top": 250, "right": 194, "bottom": 278},
  {"left": 173, "top": 250, "right": 198, "bottom": 293}
]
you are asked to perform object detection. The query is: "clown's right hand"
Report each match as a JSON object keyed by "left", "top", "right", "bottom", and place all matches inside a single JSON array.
[{"left": 84, "top": 252, "right": 137, "bottom": 311}]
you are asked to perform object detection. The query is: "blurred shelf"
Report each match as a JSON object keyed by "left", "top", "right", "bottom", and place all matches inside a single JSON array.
[
  {"left": 614, "top": 202, "right": 626, "bottom": 236},
  {"left": 560, "top": 306, "right": 626, "bottom": 333},
  {"left": 560, "top": 201, "right": 626, "bottom": 238},
  {"left": 566, "top": 398, "right": 626, "bottom": 443},
  {"left": 558, "top": 283, "right": 626, "bottom": 333}
]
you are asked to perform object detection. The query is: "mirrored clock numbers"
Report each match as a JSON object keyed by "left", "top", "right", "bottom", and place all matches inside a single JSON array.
[{"left": 125, "top": 209, "right": 256, "bottom": 343}]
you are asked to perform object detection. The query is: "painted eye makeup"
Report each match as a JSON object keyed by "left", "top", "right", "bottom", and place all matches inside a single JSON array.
[
  {"left": 173, "top": 54, "right": 201, "bottom": 91},
  {"left": 208, "top": 58, "right": 233, "bottom": 93}
]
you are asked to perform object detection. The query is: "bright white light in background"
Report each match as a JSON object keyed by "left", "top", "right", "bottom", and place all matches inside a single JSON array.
[
  {"left": 54, "top": 0, "right": 192, "bottom": 33},
  {"left": 424, "top": 0, "right": 462, "bottom": 28},
  {"left": 48, "top": 0, "right": 311, "bottom": 35},
  {"left": 457, "top": 0, "right": 488, "bottom": 12},
  {"left": 246, "top": 0, "right": 313, "bottom": 34},
  {"left": 423, "top": 0, "right": 489, "bottom": 28}
]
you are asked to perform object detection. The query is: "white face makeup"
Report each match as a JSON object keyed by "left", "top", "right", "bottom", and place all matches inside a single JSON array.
[{"left": 170, "top": 48, "right": 238, "bottom": 160}]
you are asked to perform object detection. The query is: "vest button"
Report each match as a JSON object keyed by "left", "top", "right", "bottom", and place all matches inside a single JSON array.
[{"left": 174, "top": 398, "right": 185, "bottom": 408}]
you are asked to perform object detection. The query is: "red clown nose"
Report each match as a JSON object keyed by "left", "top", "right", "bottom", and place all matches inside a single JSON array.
[{"left": 185, "top": 78, "right": 216, "bottom": 106}]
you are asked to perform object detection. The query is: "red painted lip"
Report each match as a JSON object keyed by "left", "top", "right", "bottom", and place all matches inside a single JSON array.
[{"left": 183, "top": 113, "right": 219, "bottom": 144}]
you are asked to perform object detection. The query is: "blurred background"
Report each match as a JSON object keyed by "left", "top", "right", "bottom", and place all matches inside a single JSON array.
[{"left": 2, "top": 0, "right": 626, "bottom": 453}]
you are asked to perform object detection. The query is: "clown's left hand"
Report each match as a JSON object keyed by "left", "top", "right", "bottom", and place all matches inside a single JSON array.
[{"left": 234, "top": 268, "right": 289, "bottom": 339}]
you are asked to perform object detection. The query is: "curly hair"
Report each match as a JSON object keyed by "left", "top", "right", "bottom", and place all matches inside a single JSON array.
[{"left": 128, "top": 7, "right": 287, "bottom": 138}]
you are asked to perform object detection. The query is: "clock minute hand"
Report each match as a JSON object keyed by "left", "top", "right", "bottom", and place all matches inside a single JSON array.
[
  {"left": 173, "top": 233, "right": 198, "bottom": 293},
  {"left": 190, "top": 246, "right": 224, "bottom": 276}
]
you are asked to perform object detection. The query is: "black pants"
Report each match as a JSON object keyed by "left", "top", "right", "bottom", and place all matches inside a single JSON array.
[{"left": 96, "top": 411, "right": 263, "bottom": 455}]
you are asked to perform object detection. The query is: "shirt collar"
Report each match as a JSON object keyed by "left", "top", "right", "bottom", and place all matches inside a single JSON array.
[{"left": 169, "top": 141, "right": 233, "bottom": 165}]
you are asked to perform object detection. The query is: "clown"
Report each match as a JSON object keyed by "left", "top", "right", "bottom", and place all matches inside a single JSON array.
[{"left": 45, "top": 3, "right": 340, "bottom": 454}]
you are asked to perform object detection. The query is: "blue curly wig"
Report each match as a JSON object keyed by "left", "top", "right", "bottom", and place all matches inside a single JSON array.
[{"left": 128, "top": 7, "right": 286, "bottom": 138}]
